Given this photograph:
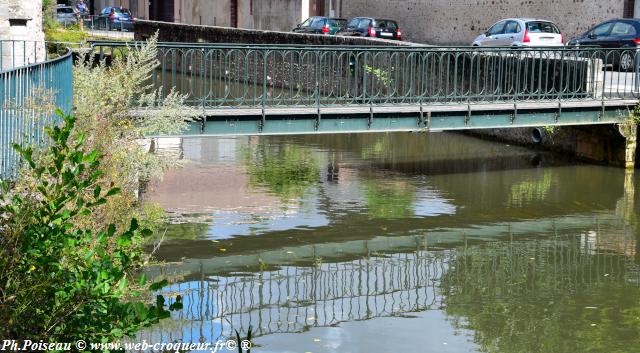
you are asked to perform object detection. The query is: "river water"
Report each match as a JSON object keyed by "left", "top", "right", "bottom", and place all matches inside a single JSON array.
[{"left": 142, "top": 131, "right": 640, "bottom": 353}]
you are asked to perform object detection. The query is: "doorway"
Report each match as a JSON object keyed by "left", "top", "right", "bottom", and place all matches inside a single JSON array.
[
  {"left": 230, "top": 0, "right": 238, "bottom": 27},
  {"left": 310, "top": 0, "right": 325, "bottom": 16},
  {"left": 624, "top": 0, "right": 635, "bottom": 18},
  {"left": 149, "top": 0, "right": 174, "bottom": 22}
]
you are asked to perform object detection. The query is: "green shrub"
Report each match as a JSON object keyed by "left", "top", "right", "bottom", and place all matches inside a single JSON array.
[{"left": 0, "top": 111, "right": 181, "bottom": 345}]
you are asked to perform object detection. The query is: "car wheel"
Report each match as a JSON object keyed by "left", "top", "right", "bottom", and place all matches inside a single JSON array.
[{"left": 619, "top": 52, "right": 634, "bottom": 72}]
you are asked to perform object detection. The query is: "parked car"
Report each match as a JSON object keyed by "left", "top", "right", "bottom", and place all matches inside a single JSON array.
[
  {"left": 567, "top": 19, "right": 640, "bottom": 71},
  {"left": 337, "top": 17, "right": 402, "bottom": 40},
  {"left": 472, "top": 18, "right": 563, "bottom": 47},
  {"left": 55, "top": 5, "right": 80, "bottom": 26},
  {"left": 293, "top": 16, "right": 347, "bottom": 35},
  {"left": 100, "top": 6, "right": 134, "bottom": 31}
]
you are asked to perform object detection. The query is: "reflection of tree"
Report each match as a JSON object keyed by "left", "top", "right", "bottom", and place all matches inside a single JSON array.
[
  {"left": 441, "top": 238, "right": 640, "bottom": 353},
  {"left": 161, "top": 222, "right": 210, "bottom": 240},
  {"left": 508, "top": 169, "right": 555, "bottom": 207},
  {"left": 363, "top": 179, "right": 415, "bottom": 219},
  {"left": 243, "top": 144, "right": 320, "bottom": 200}
]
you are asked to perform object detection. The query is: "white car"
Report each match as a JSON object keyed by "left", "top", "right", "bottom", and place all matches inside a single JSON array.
[{"left": 472, "top": 18, "right": 564, "bottom": 47}]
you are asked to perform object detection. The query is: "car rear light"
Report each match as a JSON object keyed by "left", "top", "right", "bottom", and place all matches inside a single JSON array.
[
  {"left": 322, "top": 25, "right": 329, "bottom": 34},
  {"left": 634, "top": 38, "right": 640, "bottom": 45},
  {"left": 523, "top": 29, "right": 530, "bottom": 43},
  {"left": 397, "top": 28, "right": 402, "bottom": 39},
  {"left": 368, "top": 26, "right": 376, "bottom": 37},
  {"left": 560, "top": 33, "right": 564, "bottom": 44}
]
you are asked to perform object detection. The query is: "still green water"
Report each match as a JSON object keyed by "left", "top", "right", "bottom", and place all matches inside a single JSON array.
[{"left": 142, "top": 132, "right": 640, "bottom": 353}]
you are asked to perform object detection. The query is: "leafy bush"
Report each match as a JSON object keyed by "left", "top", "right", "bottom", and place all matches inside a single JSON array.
[{"left": 0, "top": 111, "right": 181, "bottom": 344}]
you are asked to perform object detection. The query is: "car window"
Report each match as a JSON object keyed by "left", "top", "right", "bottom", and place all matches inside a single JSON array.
[
  {"left": 526, "top": 21, "right": 560, "bottom": 33},
  {"left": 329, "top": 19, "right": 347, "bottom": 28},
  {"left": 101, "top": 8, "right": 110, "bottom": 14},
  {"left": 347, "top": 18, "right": 360, "bottom": 28},
  {"left": 504, "top": 21, "right": 519, "bottom": 34},
  {"left": 610, "top": 22, "right": 636, "bottom": 36},
  {"left": 487, "top": 21, "right": 506, "bottom": 35},
  {"left": 357, "top": 19, "right": 371, "bottom": 29},
  {"left": 376, "top": 20, "right": 398, "bottom": 30},
  {"left": 57, "top": 7, "right": 75, "bottom": 14},
  {"left": 310, "top": 17, "right": 326, "bottom": 29},
  {"left": 590, "top": 22, "right": 612, "bottom": 36},
  {"left": 299, "top": 18, "right": 312, "bottom": 27}
]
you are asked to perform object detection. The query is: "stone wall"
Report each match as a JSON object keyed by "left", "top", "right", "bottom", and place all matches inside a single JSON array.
[
  {"left": 339, "top": 0, "right": 625, "bottom": 45},
  {"left": 0, "top": 0, "right": 45, "bottom": 70},
  {"left": 467, "top": 125, "right": 631, "bottom": 167},
  {"left": 134, "top": 20, "right": 417, "bottom": 46}
]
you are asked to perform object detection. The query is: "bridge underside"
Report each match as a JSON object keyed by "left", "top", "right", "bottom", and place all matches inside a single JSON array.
[{"left": 169, "top": 100, "right": 635, "bottom": 137}]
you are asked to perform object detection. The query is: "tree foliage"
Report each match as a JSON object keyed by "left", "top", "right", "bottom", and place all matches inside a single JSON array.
[{"left": 0, "top": 112, "right": 181, "bottom": 345}]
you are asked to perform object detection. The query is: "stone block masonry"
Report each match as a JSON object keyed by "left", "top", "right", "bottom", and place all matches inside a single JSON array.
[
  {"left": 134, "top": 20, "right": 420, "bottom": 46},
  {"left": 0, "top": 0, "right": 46, "bottom": 70},
  {"left": 339, "top": 0, "right": 625, "bottom": 45}
]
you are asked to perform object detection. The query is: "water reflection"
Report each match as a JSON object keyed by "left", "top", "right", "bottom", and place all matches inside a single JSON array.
[{"left": 144, "top": 132, "right": 640, "bottom": 352}]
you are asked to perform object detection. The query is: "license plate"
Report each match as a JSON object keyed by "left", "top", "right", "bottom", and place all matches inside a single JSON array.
[
  {"left": 540, "top": 37, "right": 553, "bottom": 41},
  {"left": 381, "top": 32, "right": 393, "bottom": 37}
]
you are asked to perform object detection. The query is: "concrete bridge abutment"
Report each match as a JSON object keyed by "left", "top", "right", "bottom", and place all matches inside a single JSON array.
[{"left": 467, "top": 124, "right": 638, "bottom": 168}]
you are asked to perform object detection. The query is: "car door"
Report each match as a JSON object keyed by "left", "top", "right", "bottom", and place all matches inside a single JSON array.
[
  {"left": 500, "top": 20, "right": 520, "bottom": 46},
  {"left": 377, "top": 20, "right": 397, "bottom": 39},
  {"left": 582, "top": 21, "right": 613, "bottom": 47},
  {"left": 609, "top": 21, "right": 637, "bottom": 47},
  {"left": 481, "top": 21, "right": 507, "bottom": 46}
]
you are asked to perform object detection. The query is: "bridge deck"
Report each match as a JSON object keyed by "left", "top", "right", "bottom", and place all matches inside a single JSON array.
[{"left": 202, "top": 99, "right": 638, "bottom": 117}]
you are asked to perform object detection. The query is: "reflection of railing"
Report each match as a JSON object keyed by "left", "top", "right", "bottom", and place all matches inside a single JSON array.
[
  {"left": 141, "top": 251, "right": 448, "bottom": 342},
  {"left": 91, "top": 42, "right": 640, "bottom": 109},
  {"left": 0, "top": 43, "right": 73, "bottom": 179},
  {"left": 139, "top": 234, "right": 638, "bottom": 344}
]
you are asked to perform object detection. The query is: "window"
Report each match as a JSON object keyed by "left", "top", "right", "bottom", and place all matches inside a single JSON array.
[
  {"left": 357, "top": 19, "right": 371, "bottom": 29},
  {"left": 487, "top": 21, "right": 506, "bottom": 35},
  {"left": 347, "top": 18, "right": 360, "bottom": 28},
  {"left": 328, "top": 19, "right": 347, "bottom": 28},
  {"left": 310, "top": 17, "right": 326, "bottom": 29},
  {"left": 624, "top": 0, "right": 635, "bottom": 18},
  {"left": 526, "top": 21, "right": 560, "bottom": 33},
  {"left": 504, "top": 21, "right": 519, "bottom": 34},
  {"left": 610, "top": 21, "right": 636, "bottom": 36},
  {"left": 590, "top": 22, "right": 613, "bottom": 36},
  {"left": 300, "top": 18, "right": 312, "bottom": 27},
  {"left": 376, "top": 20, "right": 398, "bottom": 30}
]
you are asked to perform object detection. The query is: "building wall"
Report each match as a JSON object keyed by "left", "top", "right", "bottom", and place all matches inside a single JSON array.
[
  {"left": 338, "top": 0, "right": 626, "bottom": 44},
  {"left": 178, "top": 0, "right": 303, "bottom": 31},
  {"left": 0, "top": 0, "right": 45, "bottom": 70}
]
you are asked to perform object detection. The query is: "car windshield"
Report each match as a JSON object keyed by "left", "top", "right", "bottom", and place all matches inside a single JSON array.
[
  {"left": 329, "top": 19, "right": 347, "bottom": 28},
  {"left": 57, "top": 8, "right": 75, "bottom": 14},
  {"left": 376, "top": 20, "right": 398, "bottom": 30},
  {"left": 299, "top": 18, "right": 312, "bottom": 27},
  {"left": 526, "top": 21, "right": 560, "bottom": 34}
]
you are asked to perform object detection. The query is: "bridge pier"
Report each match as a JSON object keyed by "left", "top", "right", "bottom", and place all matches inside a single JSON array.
[{"left": 618, "top": 122, "right": 637, "bottom": 169}]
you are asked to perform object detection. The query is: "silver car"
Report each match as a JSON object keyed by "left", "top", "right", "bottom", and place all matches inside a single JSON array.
[{"left": 472, "top": 18, "right": 564, "bottom": 47}]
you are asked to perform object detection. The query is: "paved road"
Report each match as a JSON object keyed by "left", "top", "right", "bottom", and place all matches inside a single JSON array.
[{"left": 601, "top": 69, "right": 639, "bottom": 96}]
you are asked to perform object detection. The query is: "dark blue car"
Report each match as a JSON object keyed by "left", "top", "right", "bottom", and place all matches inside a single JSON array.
[{"left": 568, "top": 18, "right": 640, "bottom": 71}]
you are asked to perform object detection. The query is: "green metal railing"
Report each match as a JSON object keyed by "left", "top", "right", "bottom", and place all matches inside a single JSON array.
[
  {"left": 92, "top": 41, "right": 640, "bottom": 110},
  {"left": 0, "top": 42, "right": 74, "bottom": 180}
]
